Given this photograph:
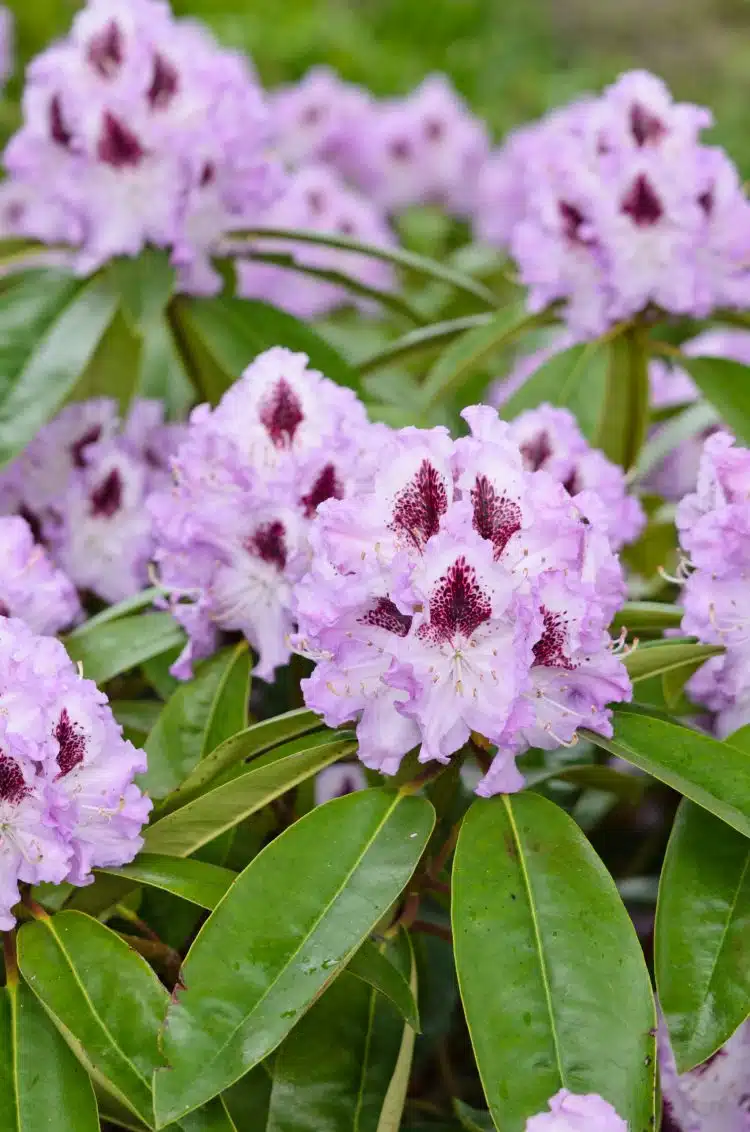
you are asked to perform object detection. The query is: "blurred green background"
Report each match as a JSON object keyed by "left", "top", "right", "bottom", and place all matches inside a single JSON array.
[{"left": 8, "top": 0, "right": 750, "bottom": 169}]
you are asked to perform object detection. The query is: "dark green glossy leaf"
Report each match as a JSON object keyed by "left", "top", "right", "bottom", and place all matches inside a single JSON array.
[
  {"left": 141, "top": 644, "right": 250, "bottom": 800},
  {"left": 70, "top": 306, "right": 142, "bottom": 410},
  {"left": 585, "top": 708, "right": 750, "bottom": 839},
  {"left": 109, "top": 250, "right": 176, "bottom": 332},
  {"left": 222, "top": 1067, "right": 272, "bottom": 1129},
  {"left": 347, "top": 938, "right": 421, "bottom": 1032},
  {"left": 419, "top": 303, "right": 539, "bottom": 410},
  {"left": 452, "top": 794, "right": 655, "bottom": 1131},
  {"left": 100, "top": 854, "right": 235, "bottom": 910},
  {"left": 0, "top": 976, "right": 99, "bottom": 1132},
  {"left": 0, "top": 272, "right": 118, "bottom": 466},
  {"left": 154, "top": 788, "right": 435, "bottom": 1125},
  {"left": 678, "top": 355, "right": 750, "bottom": 446},
  {"left": 656, "top": 799, "right": 750, "bottom": 1072},
  {"left": 376, "top": 933, "right": 418, "bottom": 1132},
  {"left": 162, "top": 708, "right": 324, "bottom": 814},
  {"left": 65, "top": 612, "right": 185, "bottom": 685},
  {"left": 358, "top": 314, "right": 493, "bottom": 376},
  {"left": 170, "top": 294, "right": 360, "bottom": 400},
  {"left": 501, "top": 341, "right": 608, "bottom": 441},
  {"left": 137, "top": 316, "right": 194, "bottom": 418},
  {"left": 17, "top": 911, "right": 168, "bottom": 1127},
  {"left": 524, "top": 761, "right": 646, "bottom": 804},
  {"left": 145, "top": 734, "right": 355, "bottom": 856},
  {"left": 454, "top": 1101, "right": 495, "bottom": 1131},
  {"left": 597, "top": 327, "right": 650, "bottom": 469},
  {"left": 624, "top": 639, "right": 723, "bottom": 683},
  {"left": 178, "top": 1099, "right": 237, "bottom": 1132},
  {"left": 111, "top": 700, "right": 163, "bottom": 741},
  {"left": 610, "top": 602, "right": 684, "bottom": 635}
]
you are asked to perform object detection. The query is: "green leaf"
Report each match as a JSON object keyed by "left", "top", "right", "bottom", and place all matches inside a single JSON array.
[
  {"left": 17, "top": 911, "right": 169, "bottom": 1128},
  {"left": 419, "top": 303, "right": 539, "bottom": 410},
  {"left": 610, "top": 602, "right": 684, "bottom": 635},
  {"left": 358, "top": 314, "right": 494, "bottom": 376},
  {"left": 347, "top": 938, "right": 421, "bottom": 1032},
  {"left": 524, "top": 761, "right": 646, "bottom": 804},
  {"left": 153, "top": 788, "right": 435, "bottom": 1125},
  {"left": 454, "top": 1101, "right": 495, "bottom": 1132},
  {"left": 72, "top": 587, "right": 167, "bottom": 633},
  {"left": 109, "top": 250, "right": 176, "bottom": 333},
  {"left": 223, "top": 227, "right": 498, "bottom": 308},
  {"left": 596, "top": 327, "right": 651, "bottom": 469},
  {"left": 137, "top": 317, "right": 194, "bottom": 418},
  {"left": 678, "top": 355, "right": 750, "bottom": 446},
  {"left": 160, "top": 708, "right": 324, "bottom": 814},
  {"left": 99, "top": 854, "right": 235, "bottom": 910},
  {"left": 585, "top": 707, "right": 750, "bottom": 839},
  {"left": 376, "top": 934, "right": 418, "bottom": 1132},
  {"left": 0, "top": 976, "right": 99, "bottom": 1132},
  {"left": 65, "top": 612, "right": 185, "bottom": 685},
  {"left": 624, "top": 639, "right": 723, "bottom": 683},
  {"left": 0, "top": 269, "right": 81, "bottom": 402},
  {"left": 222, "top": 1067, "right": 272, "bottom": 1130},
  {"left": 111, "top": 700, "right": 163, "bottom": 741},
  {"left": 635, "top": 401, "right": 719, "bottom": 481},
  {"left": 141, "top": 644, "right": 251, "bottom": 800},
  {"left": 178, "top": 1099, "right": 237, "bottom": 1132},
  {"left": 170, "top": 295, "right": 360, "bottom": 401},
  {"left": 0, "top": 272, "right": 119, "bottom": 467},
  {"left": 501, "top": 341, "right": 608, "bottom": 442},
  {"left": 656, "top": 799, "right": 750, "bottom": 1072},
  {"left": 70, "top": 306, "right": 142, "bottom": 411},
  {"left": 144, "top": 735, "right": 356, "bottom": 856},
  {"left": 452, "top": 794, "right": 656, "bottom": 1131}
]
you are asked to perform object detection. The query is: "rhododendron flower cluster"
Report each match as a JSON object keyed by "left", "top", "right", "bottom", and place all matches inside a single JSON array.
[
  {"left": 1, "top": 0, "right": 282, "bottom": 291},
  {"left": 150, "top": 347, "right": 386, "bottom": 681},
  {"left": 676, "top": 431, "right": 750, "bottom": 737},
  {"left": 0, "top": 515, "right": 81, "bottom": 635},
  {"left": 236, "top": 163, "right": 396, "bottom": 319},
  {"left": 525, "top": 1090, "right": 627, "bottom": 1131},
  {"left": 293, "top": 405, "right": 632, "bottom": 795},
  {"left": 659, "top": 1017, "right": 750, "bottom": 1130},
  {"left": 0, "top": 398, "right": 182, "bottom": 604},
  {"left": 0, "top": 617, "right": 150, "bottom": 929},
  {"left": 474, "top": 70, "right": 750, "bottom": 336}
]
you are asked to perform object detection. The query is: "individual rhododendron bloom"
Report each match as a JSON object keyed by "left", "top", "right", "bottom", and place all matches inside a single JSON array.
[
  {"left": 525, "top": 1090, "right": 628, "bottom": 1131},
  {"left": 350, "top": 74, "right": 490, "bottom": 216},
  {"left": 659, "top": 1017, "right": 750, "bottom": 1130},
  {"left": 150, "top": 346, "right": 385, "bottom": 682},
  {"left": 0, "top": 515, "right": 81, "bottom": 635},
  {"left": 236, "top": 163, "right": 397, "bottom": 319},
  {"left": 293, "top": 405, "right": 632, "bottom": 795},
  {"left": 475, "top": 70, "right": 750, "bottom": 336},
  {"left": 0, "top": 617, "right": 150, "bottom": 928},
  {"left": 675, "top": 431, "right": 750, "bottom": 736},
  {"left": 0, "top": 398, "right": 183, "bottom": 604},
  {"left": 269, "top": 66, "right": 373, "bottom": 177},
  {"left": 3, "top": 0, "right": 282, "bottom": 288}
]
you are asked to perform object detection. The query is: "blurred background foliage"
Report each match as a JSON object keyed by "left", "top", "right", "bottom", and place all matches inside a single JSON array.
[{"left": 7, "top": 0, "right": 750, "bottom": 170}]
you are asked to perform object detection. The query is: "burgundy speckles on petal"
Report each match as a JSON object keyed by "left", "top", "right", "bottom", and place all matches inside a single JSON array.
[
  {"left": 90, "top": 468, "right": 123, "bottom": 518},
  {"left": 55, "top": 709, "right": 86, "bottom": 778},
  {"left": 0, "top": 754, "right": 29, "bottom": 805},
  {"left": 148, "top": 53, "right": 179, "bottom": 111},
  {"left": 533, "top": 607, "right": 574, "bottom": 669},
  {"left": 559, "top": 201, "right": 586, "bottom": 243},
  {"left": 630, "top": 102, "right": 666, "bottom": 147},
  {"left": 470, "top": 474, "right": 522, "bottom": 559},
  {"left": 259, "top": 378, "right": 305, "bottom": 449},
  {"left": 520, "top": 430, "right": 552, "bottom": 472},
  {"left": 622, "top": 174, "right": 663, "bottom": 227},
  {"left": 97, "top": 112, "right": 145, "bottom": 169},
  {"left": 301, "top": 463, "right": 342, "bottom": 517},
  {"left": 390, "top": 138, "right": 412, "bottom": 161},
  {"left": 563, "top": 466, "right": 583, "bottom": 496},
  {"left": 71, "top": 425, "right": 103, "bottom": 469},
  {"left": 87, "top": 20, "right": 123, "bottom": 79},
  {"left": 390, "top": 460, "right": 448, "bottom": 552},
  {"left": 248, "top": 520, "right": 287, "bottom": 571},
  {"left": 421, "top": 556, "right": 492, "bottom": 645},
  {"left": 425, "top": 117, "right": 444, "bottom": 142},
  {"left": 49, "top": 95, "right": 73, "bottom": 149},
  {"left": 360, "top": 597, "right": 413, "bottom": 638}
]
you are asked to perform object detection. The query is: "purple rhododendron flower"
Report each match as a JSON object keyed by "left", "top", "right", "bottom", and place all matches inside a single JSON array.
[
  {"left": 293, "top": 405, "right": 632, "bottom": 794},
  {"left": 0, "top": 515, "right": 81, "bottom": 635},
  {"left": 150, "top": 346, "right": 386, "bottom": 682},
  {"left": 659, "top": 1016, "right": 750, "bottom": 1130},
  {"left": 269, "top": 66, "right": 373, "bottom": 177},
  {"left": 3, "top": 0, "right": 283, "bottom": 288},
  {"left": 475, "top": 70, "right": 750, "bottom": 336},
  {"left": 236, "top": 163, "right": 396, "bottom": 318},
  {"left": 525, "top": 1090, "right": 628, "bottom": 1131},
  {"left": 0, "top": 617, "right": 150, "bottom": 928}
]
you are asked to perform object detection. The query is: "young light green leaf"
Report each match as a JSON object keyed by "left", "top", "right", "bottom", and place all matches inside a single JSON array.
[
  {"left": 677, "top": 355, "right": 750, "bottom": 446},
  {"left": 347, "top": 937, "right": 421, "bottom": 1032},
  {"left": 0, "top": 977, "right": 99, "bottom": 1132},
  {"left": 501, "top": 341, "right": 608, "bottom": 442},
  {"left": 65, "top": 612, "right": 185, "bottom": 685},
  {"left": 154, "top": 789, "right": 435, "bottom": 1125},
  {"left": 358, "top": 314, "right": 494, "bottom": 376},
  {"left": 656, "top": 799, "right": 750, "bottom": 1072},
  {"left": 144, "top": 736, "right": 357, "bottom": 856},
  {"left": 17, "top": 911, "right": 169, "bottom": 1128},
  {"left": 610, "top": 602, "right": 684, "bottom": 635},
  {"left": 140, "top": 644, "right": 250, "bottom": 800},
  {"left": 99, "top": 854, "right": 236, "bottom": 910},
  {"left": 585, "top": 707, "right": 750, "bottom": 839},
  {"left": 452, "top": 794, "right": 656, "bottom": 1132},
  {"left": 624, "top": 639, "right": 723, "bottom": 683},
  {"left": 376, "top": 933, "right": 418, "bottom": 1132}
]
